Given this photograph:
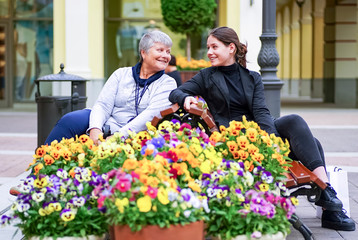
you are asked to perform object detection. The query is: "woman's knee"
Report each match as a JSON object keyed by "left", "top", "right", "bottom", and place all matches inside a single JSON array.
[
  {"left": 275, "top": 114, "right": 308, "bottom": 137},
  {"left": 57, "top": 109, "right": 90, "bottom": 126},
  {"left": 280, "top": 114, "right": 305, "bottom": 126}
]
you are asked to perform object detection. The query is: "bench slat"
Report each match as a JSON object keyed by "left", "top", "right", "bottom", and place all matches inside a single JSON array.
[
  {"left": 289, "top": 161, "right": 311, "bottom": 184},
  {"left": 288, "top": 161, "right": 327, "bottom": 190},
  {"left": 283, "top": 172, "right": 297, "bottom": 188}
]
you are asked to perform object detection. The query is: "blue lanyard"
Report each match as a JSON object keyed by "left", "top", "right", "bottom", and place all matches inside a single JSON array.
[{"left": 134, "top": 81, "right": 149, "bottom": 116}]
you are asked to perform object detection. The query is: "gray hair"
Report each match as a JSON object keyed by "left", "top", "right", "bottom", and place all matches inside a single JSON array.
[{"left": 139, "top": 30, "right": 172, "bottom": 62}]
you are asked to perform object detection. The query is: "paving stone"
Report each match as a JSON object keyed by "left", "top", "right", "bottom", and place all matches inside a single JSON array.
[
  {"left": 0, "top": 136, "right": 37, "bottom": 151},
  {"left": 0, "top": 155, "right": 32, "bottom": 177},
  {"left": 338, "top": 229, "right": 358, "bottom": 240}
]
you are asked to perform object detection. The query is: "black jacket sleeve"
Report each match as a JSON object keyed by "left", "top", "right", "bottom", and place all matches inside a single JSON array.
[
  {"left": 249, "top": 71, "right": 279, "bottom": 136},
  {"left": 169, "top": 70, "right": 207, "bottom": 107}
]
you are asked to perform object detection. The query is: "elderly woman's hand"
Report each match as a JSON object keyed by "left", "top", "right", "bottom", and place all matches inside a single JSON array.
[
  {"left": 183, "top": 96, "right": 198, "bottom": 111},
  {"left": 89, "top": 128, "right": 103, "bottom": 145}
]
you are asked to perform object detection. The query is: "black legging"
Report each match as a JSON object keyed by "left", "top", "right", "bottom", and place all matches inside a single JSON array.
[{"left": 274, "top": 114, "right": 326, "bottom": 171}]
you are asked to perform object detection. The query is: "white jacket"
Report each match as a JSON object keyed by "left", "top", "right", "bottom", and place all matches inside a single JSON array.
[{"left": 89, "top": 67, "right": 176, "bottom": 136}]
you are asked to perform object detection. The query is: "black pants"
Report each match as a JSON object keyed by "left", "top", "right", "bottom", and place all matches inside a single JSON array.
[{"left": 274, "top": 114, "right": 326, "bottom": 172}]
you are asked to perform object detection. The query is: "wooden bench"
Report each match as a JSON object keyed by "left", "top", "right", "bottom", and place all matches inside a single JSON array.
[
  {"left": 151, "top": 103, "right": 219, "bottom": 133},
  {"left": 152, "top": 103, "right": 324, "bottom": 240}
]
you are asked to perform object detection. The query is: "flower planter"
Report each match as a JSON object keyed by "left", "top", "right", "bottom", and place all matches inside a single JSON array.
[
  {"left": 29, "top": 235, "right": 105, "bottom": 240},
  {"left": 179, "top": 71, "right": 198, "bottom": 83},
  {"left": 110, "top": 220, "right": 204, "bottom": 240},
  {"left": 211, "top": 232, "right": 286, "bottom": 240}
]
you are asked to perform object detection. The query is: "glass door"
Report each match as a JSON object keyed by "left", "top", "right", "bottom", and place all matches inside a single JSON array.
[{"left": 0, "top": 22, "right": 10, "bottom": 107}]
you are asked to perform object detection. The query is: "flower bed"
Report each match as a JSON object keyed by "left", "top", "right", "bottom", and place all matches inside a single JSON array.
[{"left": 2, "top": 117, "right": 298, "bottom": 240}]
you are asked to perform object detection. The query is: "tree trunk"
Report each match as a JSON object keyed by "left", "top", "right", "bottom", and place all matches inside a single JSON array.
[{"left": 186, "top": 33, "right": 191, "bottom": 62}]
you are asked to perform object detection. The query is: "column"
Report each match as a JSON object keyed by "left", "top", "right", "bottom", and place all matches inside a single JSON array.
[
  {"left": 258, "top": 0, "right": 283, "bottom": 118},
  {"left": 311, "top": 0, "right": 325, "bottom": 98},
  {"left": 53, "top": 0, "right": 92, "bottom": 97},
  {"left": 291, "top": 3, "right": 300, "bottom": 97},
  {"left": 65, "top": 0, "right": 91, "bottom": 78},
  {"left": 300, "top": 1, "right": 313, "bottom": 97}
]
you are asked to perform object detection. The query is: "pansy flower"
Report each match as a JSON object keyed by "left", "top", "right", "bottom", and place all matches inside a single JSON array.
[
  {"left": 115, "top": 176, "right": 131, "bottom": 192},
  {"left": 147, "top": 186, "right": 158, "bottom": 199},
  {"left": 60, "top": 209, "right": 76, "bottom": 222},
  {"left": 71, "top": 196, "right": 86, "bottom": 207},
  {"left": 137, "top": 195, "right": 152, "bottom": 212}
]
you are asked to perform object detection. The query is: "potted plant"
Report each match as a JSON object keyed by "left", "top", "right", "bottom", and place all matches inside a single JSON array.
[
  {"left": 175, "top": 55, "right": 211, "bottom": 83},
  {"left": 1, "top": 167, "right": 108, "bottom": 240},
  {"left": 95, "top": 167, "right": 207, "bottom": 240},
  {"left": 203, "top": 117, "right": 299, "bottom": 240},
  {"left": 90, "top": 121, "right": 222, "bottom": 240}
]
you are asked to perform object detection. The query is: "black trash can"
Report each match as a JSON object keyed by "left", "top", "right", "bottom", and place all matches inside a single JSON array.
[{"left": 35, "top": 63, "right": 87, "bottom": 146}]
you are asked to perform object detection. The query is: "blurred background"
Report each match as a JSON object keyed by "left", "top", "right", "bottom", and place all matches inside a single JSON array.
[{"left": 0, "top": 0, "right": 357, "bottom": 110}]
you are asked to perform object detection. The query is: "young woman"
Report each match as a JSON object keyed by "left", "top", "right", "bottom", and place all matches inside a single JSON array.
[{"left": 169, "top": 26, "right": 355, "bottom": 231}]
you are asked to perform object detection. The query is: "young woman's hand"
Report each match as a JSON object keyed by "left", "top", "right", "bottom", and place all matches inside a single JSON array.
[
  {"left": 183, "top": 96, "right": 198, "bottom": 111},
  {"left": 89, "top": 128, "right": 103, "bottom": 145}
]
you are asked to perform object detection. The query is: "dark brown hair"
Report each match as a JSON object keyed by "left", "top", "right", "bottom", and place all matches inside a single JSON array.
[
  {"left": 208, "top": 27, "right": 247, "bottom": 68},
  {"left": 169, "top": 54, "right": 176, "bottom": 66}
]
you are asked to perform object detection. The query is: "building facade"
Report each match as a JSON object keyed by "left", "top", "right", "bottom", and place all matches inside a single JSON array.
[
  {"left": 277, "top": 0, "right": 358, "bottom": 107},
  {"left": 0, "top": 0, "right": 356, "bottom": 109}
]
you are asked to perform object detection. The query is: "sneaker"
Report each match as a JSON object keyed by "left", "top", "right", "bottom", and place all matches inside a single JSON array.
[
  {"left": 315, "top": 183, "right": 343, "bottom": 211},
  {"left": 322, "top": 210, "right": 356, "bottom": 231},
  {"left": 9, "top": 185, "right": 20, "bottom": 196}
]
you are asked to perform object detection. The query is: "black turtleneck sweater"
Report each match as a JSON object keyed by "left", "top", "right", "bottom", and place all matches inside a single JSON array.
[{"left": 217, "top": 63, "right": 254, "bottom": 122}]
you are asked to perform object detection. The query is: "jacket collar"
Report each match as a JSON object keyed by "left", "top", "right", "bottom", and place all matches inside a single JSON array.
[
  {"left": 211, "top": 68, "right": 230, "bottom": 105},
  {"left": 210, "top": 64, "right": 253, "bottom": 106},
  {"left": 238, "top": 64, "right": 254, "bottom": 110}
]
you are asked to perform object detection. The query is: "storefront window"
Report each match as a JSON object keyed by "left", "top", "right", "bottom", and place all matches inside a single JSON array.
[
  {"left": 13, "top": 0, "right": 53, "bottom": 102},
  {"left": 14, "top": 0, "right": 53, "bottom": 18},
  {"left": 14, "top": 20, "right": 53, "bottom": 101},
  {"left": 106, "top": 19, "right": 184, "bottom": 75}
]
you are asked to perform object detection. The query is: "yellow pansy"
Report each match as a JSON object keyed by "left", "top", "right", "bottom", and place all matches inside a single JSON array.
[
  {"left": 51, "top": 202, "right": 62, "bottom": 211},
  {"left": 259, "top": 183, "right": 269, "bottom": 192},
  {"left": 115, "top": 198, "right": 129, "bottom": 213},
  {"left": 157, "top": 187, "right": 169, "bottom": 205},
  {"left": 152, "top": 205, "right": 157, "bottom": 212},
  {"left": 61, "top": 210, "right": 76, "bottom": 222},
  {"left": 137, "top": 195, "right": 152, "bottom": 212},
  {"left": 34, "top": 177, "right": 48, "bottom": 188},
  {"left": 246, "top": 128, "right": 258, "bottom": 142},
  {"left": 146, "top": 122, "right": 157, "bottom": 132},
  {"left": 200, "top": 160, "right": 211, "bottom": 174},
  {"left": 38, "top": 208, "right": 47, "bottom": 216},
  {"left": 291, "top": 197, "right": 299, "bottom": 206}
]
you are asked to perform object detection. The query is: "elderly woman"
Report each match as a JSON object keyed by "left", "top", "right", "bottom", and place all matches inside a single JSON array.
[{"left": 45, "top": 30, "right": 176, "bottom": 145}]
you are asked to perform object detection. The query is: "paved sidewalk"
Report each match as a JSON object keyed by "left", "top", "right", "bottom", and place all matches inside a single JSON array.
[
  {"left": 281, "top": 100, "right": 358, "bottom": 239},
  {"left": 0, "top": 100, "right": 357, "bottom": 239}
]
